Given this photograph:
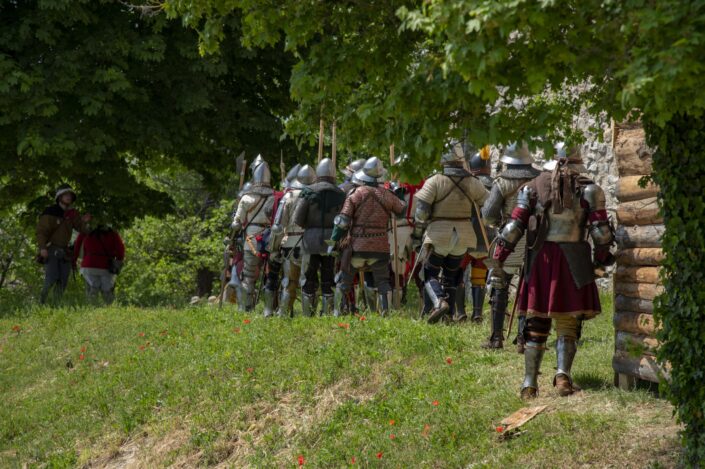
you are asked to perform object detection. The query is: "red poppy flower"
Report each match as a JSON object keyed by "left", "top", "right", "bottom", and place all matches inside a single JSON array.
[
  {"left": 359, "top": 316, "right": 366, "bottom": 321},
  {"left": 233, "top": 327, "right": 241, "bottom": 334},
  {"left": 337, "top": 322, "right": 350, "bottom": 329},
  {"left": 421, "top": 424, "right": 431, "bottom": 438},
  {"left": 79, "top": 354, "right": 85, "bottom": 361},
  {"left": 445, "top": 357, "right": 452, "bottom": 365},
  {"left": 389, "top": 433, "right": 395, "bottom": 440},
  {"left": 243, "top": 319, "right": 251, "bottom": 324},
  {"left": 297, "top": 454, "right": 304, "bottom": 466},
  {"left": 389, "top": 419, "right": 395, "bottom": 426},
  {"left": 376, "top": 452, "right": 383, "bottom": 459},
  {"left": 432, "top": 400, "right": 439, "bottom": 406},
  {"left": 138, "top": 332, "right": 145, "bottom": 337},
  {"left": 11, "top": 325, "right": 20, "bottom": 333},
  {"left": 80, "top": 346, "right": 87, "bottom": 353},
  {"left": 496, "top": 426, "right": 504, "bottom": 433},
  {"left": 351, "top": 456, "right": 356, "bottom": 464}
]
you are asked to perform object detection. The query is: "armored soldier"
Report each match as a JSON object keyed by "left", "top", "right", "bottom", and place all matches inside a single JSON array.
[
  {"left": 340, "top": 158, "right": 366, "bottom": 194},
  {"left": 293, "top": 158, "right": 346, "bottom": 316},
  {"left": 330, "top": 157, "right": 405, "bottom": 316},
  {"left": 493, "top": 143, "right": 615, "bottom": 399},
  {"left": 413, "top": 141, "right": 489, "bottom": 324},
  {"left": 481, "top": 142, "right": 541, "bottom": 349},
  {"left": 231, "top": 155, "right": 275, "bottom": 311},
  {"left": 455, "top": 147, "right": 495, "bottom": 322},
  {"left": 262, "top": 164, "right": 302, "bottom": 316}
]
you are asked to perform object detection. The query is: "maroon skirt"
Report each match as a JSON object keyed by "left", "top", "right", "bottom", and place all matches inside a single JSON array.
[{"left": 517, "top": 242, "right": 601, "bottom": 319}]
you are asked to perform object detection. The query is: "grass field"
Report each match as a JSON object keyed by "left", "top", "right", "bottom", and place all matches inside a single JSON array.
[{"left": 0, "top": 294, "right": 681, "bottom": 468}]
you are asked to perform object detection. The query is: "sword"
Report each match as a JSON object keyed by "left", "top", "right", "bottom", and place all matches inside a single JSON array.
[{"left": 406, "top": 243, "right": 428, "bottom": 288}]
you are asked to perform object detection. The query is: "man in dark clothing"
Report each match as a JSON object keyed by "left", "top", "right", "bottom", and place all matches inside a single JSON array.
[
  {"left": 293, "top": 158, "right": 346, "bottom": 316},
  {"left": 36, "top": 184, "right": 91, "bottom": 303}
]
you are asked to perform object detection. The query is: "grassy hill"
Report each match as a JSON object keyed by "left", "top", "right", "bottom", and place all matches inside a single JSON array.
[{"left": 0, "top": 294, "right": 680, "bottom": 468}]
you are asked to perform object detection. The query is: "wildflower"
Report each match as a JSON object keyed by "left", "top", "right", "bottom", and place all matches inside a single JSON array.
[
  {"left": 445, "top": 357, "right": 452, "bottom": 365},
  {"left": 432, "top": 400, "right": 439, "bottom": 406},
  {"left": 297, "top": 454, "right": 304, "bottom": 466},
  {"left": 243, "top": 319, "right": 251, "bottom": 324},
  {"left": 79, "top": 354, "right": 85, "bottom": 361},
  {"left": 376, "top": 452, "right": 383, "bottom": 459},
  {"left": 389, "top": 419, "right": 395, "bottom": 426}
]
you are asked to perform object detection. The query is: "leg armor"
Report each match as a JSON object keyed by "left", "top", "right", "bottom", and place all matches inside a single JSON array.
[
  {"left": 482, "top": 272, "right": 512, "bottom": 349},
  {"left": 334, "top": 268, "right": 354, "bottom": 317},
  {"left": 240, "top": 250, "right": 262, "bottom": 311},
  {"left": 262, "top": 288, "right": 276, "bottom": 317},
  {"left": 321, "top": 294, "right": 334, "bottom": 316},
  {"left": 424, "top": 251, "right": 448, "bottom": 324},
  {"left": 470, "top": 286, "right": 485, "bottom": 323},
  {"left": 554, "top": 336, "right": 578, "bottom": 396},
  {"left": 514, "top": 314, "right": 527, "bottom": 354},
  {"left": 455, "top": 282, "right": 467, "bottom": 322},
  {"left": 369, "top": 258, "right": 392, "bottom": 315},
  {"left": 378, "top": 291, "right": 392, "bottom": 317},
  {"left": 520, "top": 316, "right": 552, "bottom": 399},
  {"left": 301, "top": 292, "right": 317, "bottom": 317},
  {"left": 441, "top": 254, "right": 463, "bottom": 319},
  {"left": 363, "top": 270, "right": 378, "bottom": 312},
  {"left": 277, "top": 256, "right": 300, "bottom": 317}
]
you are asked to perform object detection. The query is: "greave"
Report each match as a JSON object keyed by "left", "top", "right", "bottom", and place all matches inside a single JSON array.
[
  {"left": 471, "top": 286, "right": 485, "bottom": 321},
  {"left": 455, "top": 284, "right": 467, "bottom": 320},
  {"left": 276, "top": 289, "right": 292, "bottom": 317},
  {"left": 378, "top": 291, "right": 392, "bottom": 317},
  {"left": 522, "top": 341, "right": 545, "bottom": 391},
  {"left": 333, "top": 287, "right": 346, "bottom": 317},
  {"left": 554, "top": 336, "right": 578, "bottom": 385},
  {"left": 364, "top": 285, "right": 378, "bottom": 312},
  {"left": 301, "top": 292, "right": 317, "bottom": 317},
  {"left": 321, "top": 294, "right": 333, "bottom": 316},
  {"left": 424, "top": 280, "right": 445, "bottom": 309},
  {"left": 490, "top": 287, "right": 509, "bottom": 341},
  {"left": 262, "top": 288, "right": 276, "bottom": 317}
]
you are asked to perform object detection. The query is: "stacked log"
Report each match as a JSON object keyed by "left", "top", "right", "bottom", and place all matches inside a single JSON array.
[{"left": 611, "top": 122, "right": 668, "bottom": 388}]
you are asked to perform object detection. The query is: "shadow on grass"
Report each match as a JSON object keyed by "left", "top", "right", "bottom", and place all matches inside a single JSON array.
[{"left": 573, "top": 371, "right": 612, "bottom": 391}]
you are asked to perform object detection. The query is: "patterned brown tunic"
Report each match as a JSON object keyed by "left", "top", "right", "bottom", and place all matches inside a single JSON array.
[{"left": 340, "top": 185, "right": 405, "bottom": 255}]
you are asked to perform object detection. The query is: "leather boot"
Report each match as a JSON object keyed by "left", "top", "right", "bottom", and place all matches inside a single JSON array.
[
  {"left": 481, "top": 287, "right": 508, "bottom": 349},
  {"left": 425, "top": 281, "right": 449, "bottom": 324},
  {"left": 262, "top": 288, "right": 276, "bottom": 317},
  {"left": 301, "top": 292, "right": 317, "bottom": 317},
  {"left": 553, "top": 336, "right": 579, "bottom": 396},
  {"left": 454, "top": 284, "right": 468, "bottom": 322},
  {"left": 520, "top": 341, "right": 545, "bottom": 400},
  {"left": 320, "top": 294, "right": 333, "bottom": 316},
  {"left": 470, "top": 286, "right": 485, "bottom": 323}
]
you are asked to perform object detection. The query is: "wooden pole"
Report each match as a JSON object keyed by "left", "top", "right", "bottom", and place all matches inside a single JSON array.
[
  {"left": 331, "top": 121, "right": 337, "bottom": 169},
  {"left": 318, "top": 118, "right": 325, "bottom": 163}
]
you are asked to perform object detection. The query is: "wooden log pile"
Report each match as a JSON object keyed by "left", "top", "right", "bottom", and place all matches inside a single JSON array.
[{"left": 611, "top": 122, "right": 668, "bottom": 389}]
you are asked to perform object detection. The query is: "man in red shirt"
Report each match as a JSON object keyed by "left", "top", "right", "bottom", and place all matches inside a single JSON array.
[{"left": 73, "top": 225, "right": 125, "bottom": 304}]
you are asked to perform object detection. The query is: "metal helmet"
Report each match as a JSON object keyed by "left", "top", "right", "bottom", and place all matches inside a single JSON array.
[
  {"left": 354, "top": 156, "right": 385, "bottom": 183},
  {"left": 343, "top": 158, "right": 366, "bottom": 178},
  {"left": 284, "top": 163, "right": 302, "bottom": 189},
  {"left": 297, "top": 164, "right": 316, "bottom": 186},
  {"left": 55, "top": 183, "right": 76, "bottom": 203},
  {"left": 500, "top": 142, "right": 534, "bottom": 165},
  {"left": 440, "top": 140, "right": 465, "bottom": 165},
  {"left": 250, "top": 154, "right": 265, "bottom": 170},
  {"left": 468, "top": 146, "right": 492, "bottom": 175},
  {"left": 543, "top": 142, "right": 586, "bottom": 171},
  {"left": 251, "top": 157, "right": 271, "bottom": 186},
  {"left": 238, "top": 181, "right": 252, "bottom": 198},
  {"left": 316, "top": 158, "right": 336, "bottom": 180}
]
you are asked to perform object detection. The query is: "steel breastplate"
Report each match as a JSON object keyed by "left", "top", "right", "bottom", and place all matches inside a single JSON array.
[{"left": 545, "top": 206, "right": 587, "bottom": 242}]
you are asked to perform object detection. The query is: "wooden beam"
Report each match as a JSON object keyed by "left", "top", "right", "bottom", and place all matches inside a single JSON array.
[
  {"left": 318, "top": 118, "right": 324, "bottom": 163},
  {"left": 615, "top": 294, "right": 654, "bottom": 314},
  {"left": 615, "top": 331, "right": 659, "bottom": 356},
  {"left": 616, "top": 175, "right": 660, "bottom": 202},
  {"left": 614, "top": 282, "right": 664, "bottom": 301},
  {"left": 614, "top": 127, "right": 654, "bottom": 176},
  {"left": 612, "top": 350, "right": 668, "bottom": 384},
  {"left": 615, "top": 248, "right": 664, "bottom": 267},
  {"left": 613, "top": 310, "right": 657, "bottom": 336},
  {"left": 616, "top": 197, "right": 662, "bottom": 226},
  {"left": 615, "top": 224, "right": 664, "bottom": 249},
  {"left": 615, "top": 266, "right": 661, "bottom": 284}
]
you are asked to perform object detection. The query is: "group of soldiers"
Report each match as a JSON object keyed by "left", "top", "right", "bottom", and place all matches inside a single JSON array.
[{"left": 223, "top": 140, "right": 615, "bottom": 399}]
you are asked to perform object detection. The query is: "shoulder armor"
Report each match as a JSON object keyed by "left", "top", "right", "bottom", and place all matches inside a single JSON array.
[
  {"left": 516, "top": 185, "right": 535, "bottom": 209},
  {"left": 334, "top": 214, "right": 351, "bottom": 230},
  {"left": 414, "top": 199, "right": 432, "bottom": 223},
  {"left": 582, "top": 183, "right": 606, "bottom": 211}
]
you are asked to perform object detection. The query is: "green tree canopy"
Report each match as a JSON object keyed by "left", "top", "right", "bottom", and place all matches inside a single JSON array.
[{"left": 0, "top": 0, "right": 299, "bottom": 224}]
